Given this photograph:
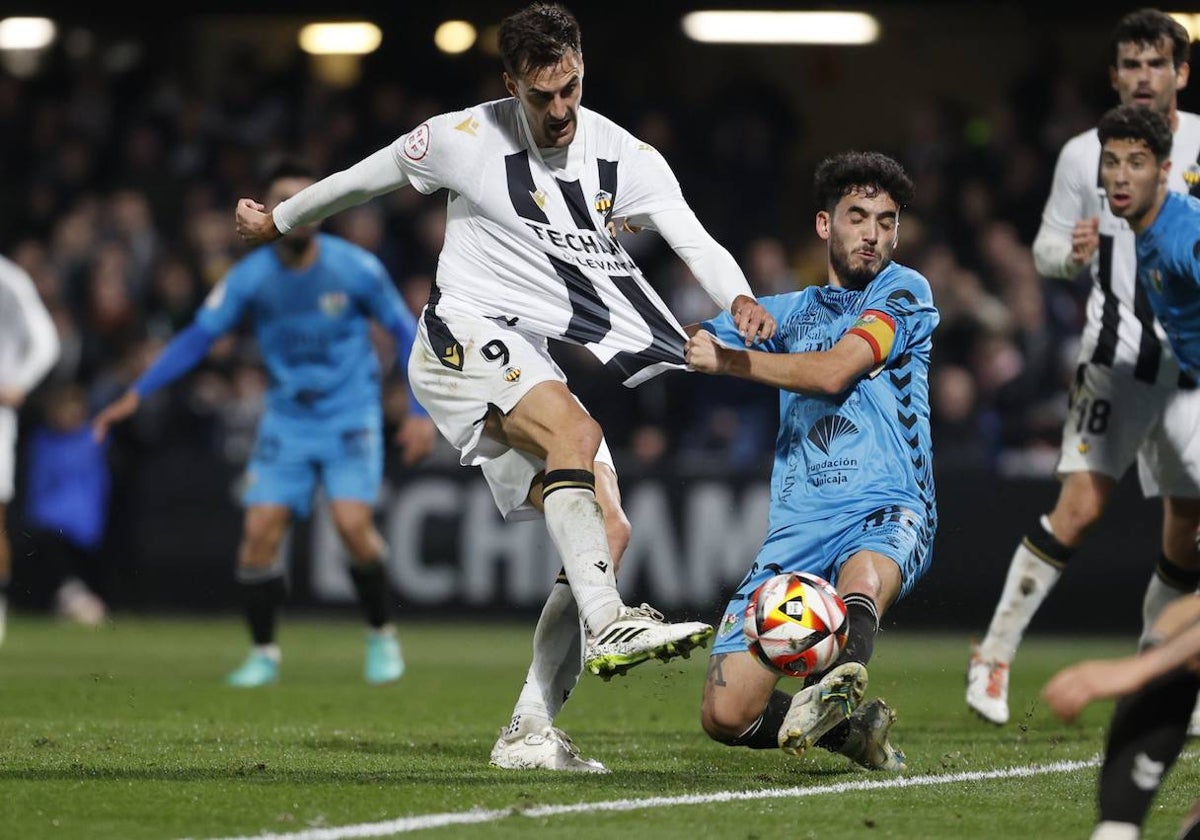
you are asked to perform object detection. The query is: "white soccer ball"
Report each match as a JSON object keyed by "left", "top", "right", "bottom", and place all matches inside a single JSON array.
[{"left": 743, "top": 572, "right": 849, "bottom": 678}]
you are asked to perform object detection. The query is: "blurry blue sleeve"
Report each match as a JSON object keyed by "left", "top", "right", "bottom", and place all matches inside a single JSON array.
[{"left": 132, "top": 322, "right": 217, "bottom": 399}]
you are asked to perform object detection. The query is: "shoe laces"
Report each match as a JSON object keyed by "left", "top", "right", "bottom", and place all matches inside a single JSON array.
[
  {"left": 985, "top": 662, "right": 1009, "bottom": 699},
  {"left": 620, "top": 603, "right": 664, "bottom": 623}
]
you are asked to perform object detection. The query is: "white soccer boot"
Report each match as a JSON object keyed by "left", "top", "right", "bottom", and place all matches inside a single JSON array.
[
  {"left": 55, "top": 578, "right": 108, "bottom": 627},
  {"left": 583, "top": 603, "right": 713, "bottom": 680},
  {"left": 966, "top": 646, "right": 1010, "bottom": 725},
  {"left": 489, "top": 726, "right": 609, "bottom": 773},
  {"left": 779, "top": 661, "right": 868, "bottom": 758},
  {"left": 837, "top": 698, "right": 907, "bottom": 771}
]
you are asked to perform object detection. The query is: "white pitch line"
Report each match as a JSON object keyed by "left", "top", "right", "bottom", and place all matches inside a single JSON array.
[{"left": 182, "top": 757, "right": 1101, "bottom": 840}]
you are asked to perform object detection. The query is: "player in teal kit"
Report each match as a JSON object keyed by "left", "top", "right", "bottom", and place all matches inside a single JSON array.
[
  {"left": 687, "top": 151, "right": 937, "bottom": 771},
  {"left": 93, "top": 159, "right": 436, "bottom": 687}
]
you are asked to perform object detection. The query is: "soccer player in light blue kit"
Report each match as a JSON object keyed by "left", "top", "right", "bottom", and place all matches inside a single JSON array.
[
  {"left": 93, "top": 159, "right": 436, "bottom": 688},
  {"left": 686, "top": 152, "right": 938, "bottom": 771},
  {"left": 1064, "top": 102, "right": 1200, "bottom": 840}
]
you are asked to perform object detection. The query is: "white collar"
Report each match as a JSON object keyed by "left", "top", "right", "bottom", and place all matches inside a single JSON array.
[{"left": 515, "top": 101, "right": 588, "bottom": 178}]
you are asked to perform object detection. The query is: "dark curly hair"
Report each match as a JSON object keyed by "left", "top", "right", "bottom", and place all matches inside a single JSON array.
[
  {"left": 1111, "top": 8, "right": 1190, "bottom": 68},
  {"left": 812, "top": 151, "right": 914, "bottom": 213},
  {"left": 1098, "top": 103, "right": 1174, "bottom": 161},
  {"left": 498, "top": 3, "right": 582, "bottom": 78}
]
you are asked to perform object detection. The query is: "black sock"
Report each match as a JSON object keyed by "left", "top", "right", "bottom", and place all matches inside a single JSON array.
[
  {"left": 724, "top": 690, "right": 792, "bottom": 749},
  {"left": 839, "top": 595, "right": 880, "bottom": 666},
  {"left": 1097, "top": 666, "right": 1199, "bottom": 825},
  {"left": 348, "top": 560, "right": 393, "bottom": 630},
  {"left": 0, "top": 577, "right": 8, "bottom": 597},
  {"left": 816, "top": 595, "right": 879, "bottom": 752},
  {"left": 1154, "top": 552, "right": 1200, "bottom": 592},
  {"left": 238, "top": 573, "right": 286, "bottom": 646}
]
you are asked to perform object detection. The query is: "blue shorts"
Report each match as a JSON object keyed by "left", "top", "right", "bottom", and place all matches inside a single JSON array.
[
  {"left": 712, "top": 504, "right": 933, "bottom": 656},
  {"left": 242, "top": 408, "right": 383, "bottom": 517}
]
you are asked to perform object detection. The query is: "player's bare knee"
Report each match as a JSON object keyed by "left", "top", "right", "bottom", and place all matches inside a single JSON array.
[
  {"left": 699, "top": 698, "right": 753, "bottom": 743},
  {"left": 552, "top": 415, "right": 603, "bottom": 465}
]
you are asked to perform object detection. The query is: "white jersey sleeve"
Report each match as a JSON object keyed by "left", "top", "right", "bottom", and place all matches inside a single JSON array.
[
  {"left": 273, "top": 109, "right": 483, "bottom": 234},
  {"left": 1034, "top": 131, "right": 1097, "bottom": 278},
  {"left": 645, "top": 208, "right": 752, "bottom": 313},
  {"left": 0, "top": 255, "right": 59, "bottom": 391},
  {"left": 611, "top": 141, "right": 690, "bottom": 220}
]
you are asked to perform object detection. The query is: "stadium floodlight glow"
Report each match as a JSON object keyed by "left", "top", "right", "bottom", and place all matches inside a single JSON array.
[
  {"left": 298, "top": 22, "right": 382, "bottom": 56},
  {"left": 681, "top": 11, "right": 879, "bottom": 45},
  {"left": 434, "top": 20, "right": 476, "bottom": 54},
  {"left": 1170, "top": 13, "right": 1200, "bottom": 42},
  {"left": 0, "top": 17, "right": 56, "bottom": 51}
]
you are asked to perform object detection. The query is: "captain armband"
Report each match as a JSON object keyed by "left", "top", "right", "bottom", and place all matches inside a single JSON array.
[{"left": 847, "top": 310, "right": 897, "bottom": 366}]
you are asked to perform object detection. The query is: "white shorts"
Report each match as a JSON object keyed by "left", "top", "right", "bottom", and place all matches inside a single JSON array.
[
  {"left": 0, "top": 406, "right": 13, "bottom": 502},
  {"left": 1056, "top": 362, "right": 1200, "bottom": 498},
  {"left": 408, "top": 307, "right": 616, "bottom": 520}
]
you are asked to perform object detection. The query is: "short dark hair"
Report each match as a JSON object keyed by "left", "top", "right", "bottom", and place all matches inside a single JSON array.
[
  {"left": 261, "top": 156, "right": 317, "bottom": 189},
  {"left": 1111, "top": 8, "right": 1190, "bottom": 68},
  {"left": 498, "top": 2, "right": 582, "bottom": 78},
  {"left": 812, "top": 151, "right": 914, "bottom": 213},
  {"left": 1097, "top": 103, "right": 1174, "bottom": 161}
]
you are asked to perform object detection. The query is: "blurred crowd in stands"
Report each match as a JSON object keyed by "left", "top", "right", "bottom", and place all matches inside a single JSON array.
[{"left": 0, "top": 19, "right": 1125, "bottom": 500}]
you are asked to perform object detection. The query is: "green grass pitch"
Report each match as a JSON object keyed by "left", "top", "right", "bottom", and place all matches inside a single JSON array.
[{"left": 1, "top": 614, "right": 1197, "bottom": 840}]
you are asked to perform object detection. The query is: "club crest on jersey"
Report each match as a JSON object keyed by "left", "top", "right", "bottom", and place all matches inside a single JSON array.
[
  {"left": 1185, "top": 163, "right": 1200, "bottom": 187},
  {"left": 593, "top": 189, "right": 613, "bottom": 215},
  {"left": 503, "top": 366, "right": 521, "bottom": 382},
  {"left": 319, "top": 292, "right": 348, "bottom": 317},
  {"left": 403, "top": 123, "right": 430, "bottom": 160},
  {"left": 530, "top": 189, "right": 548, "bottom": 209}
]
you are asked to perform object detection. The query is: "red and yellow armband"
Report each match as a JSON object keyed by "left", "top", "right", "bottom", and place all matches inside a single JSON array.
[{"left": 847, "top": 310, "right": 896, "bottom": 365}]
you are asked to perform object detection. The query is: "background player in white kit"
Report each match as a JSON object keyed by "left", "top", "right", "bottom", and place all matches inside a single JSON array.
[
  {"left": 235, "top": 2, "right": 776, "bottom": 771},
  {"left": 968, "top": 8, "right": 1200, "bottom": 727},
  {"left": 0, "top": 254, "right": 61, "bottom": 647}
]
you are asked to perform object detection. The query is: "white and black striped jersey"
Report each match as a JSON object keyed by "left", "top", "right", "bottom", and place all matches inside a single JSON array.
[
  {"left": 393, "top": 99, "right": 694, "bottom": 386},
  {"left": 0, "top": 255, "right": 58, "bottom": 392},
  {"left": 1040, "top": 110, "right": 1200, "bottom": 386}
]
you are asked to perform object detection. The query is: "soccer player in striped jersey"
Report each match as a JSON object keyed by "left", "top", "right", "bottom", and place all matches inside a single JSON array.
[
  {"left": 0, "top": 254, "right": 60, "bottom": 648},
  {"left": 968, "top": 8, "right": 1200, "bottom": 728},
  {"left": 235, "top": 2, "right": 776, "bottom": 771},
  {"left": 689, "top": 151, "right": 936, "bottom": 771}
]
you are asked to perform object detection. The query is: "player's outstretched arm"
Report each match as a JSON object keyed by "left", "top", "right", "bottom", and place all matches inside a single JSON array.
[
  {"left": 93, "top": 322, "right": 219, "bottom": 441},
  {"left": 92, "top": 390, "right": 140, "bottom": 442},
  {"left": 645, "top": 208, "right": 776, "bottom": 345},
  {"left": 1042, "top": 596, "right": 1200, "bottom": 722},
  {"left": 685, "top": 329, "right": 874, "bottom": 395},
  {"left": 237, "top": 146, "right": 414, "bottom": 246}
]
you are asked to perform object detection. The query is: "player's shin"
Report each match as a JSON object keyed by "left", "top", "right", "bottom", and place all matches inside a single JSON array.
[
  {"left": 723, "top": 690, "right": 793, "bottom": 749},
  {"left": 540, "top": 470, "right": 622, "bottom": 635},
  {"left": 506, "top": 578, "right": 582, "bottom": 737},
  {"left": 236, "top": 564, "right": 286, "bottom": 648},
  {"left": 347, "top": 558, "right": 395, "bottom": 630},
  {"left": 1139, "top": 553, "right": 1200, "bottom": 649},
  {"left": 815, "top": 594, "right": 879, "bottom": 752},
  {"left": 978, "top": 516, "right": 1073, "bottom": 663}
]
